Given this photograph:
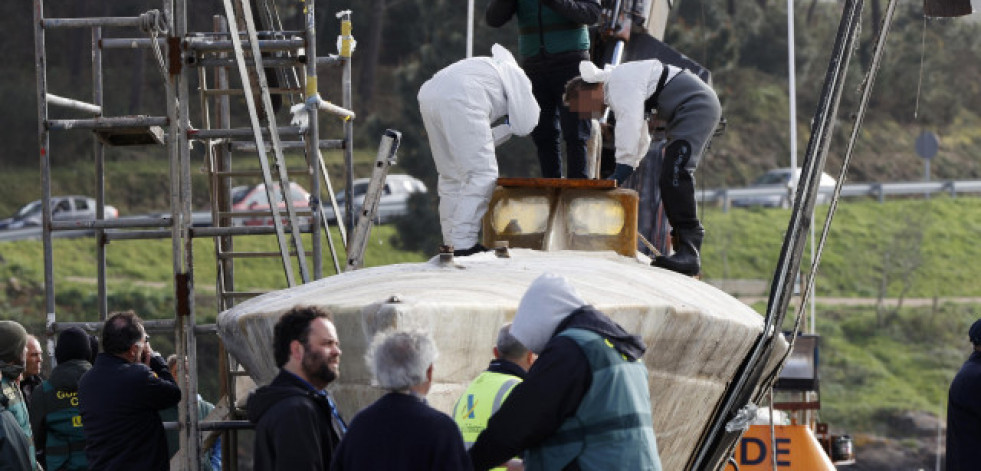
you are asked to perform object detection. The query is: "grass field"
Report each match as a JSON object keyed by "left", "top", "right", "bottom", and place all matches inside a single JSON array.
[{"left": 2, "top": 191, "right": 980, "bottom": 433}]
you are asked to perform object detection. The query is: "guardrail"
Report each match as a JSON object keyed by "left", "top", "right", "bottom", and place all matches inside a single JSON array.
[{"left": 698, "top": 179, "right": 981, "bottom": 212}]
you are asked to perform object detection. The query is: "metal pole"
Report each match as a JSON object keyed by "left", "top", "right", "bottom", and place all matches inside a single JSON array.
[
  {"left": 93, "top": 26, "right": 107, "bottom": 321},
  {"left": 305, "top": 0, "right": 323, "bottom": 279},
  {"left": 216, "top": 16, "right": 235, "bottom": 311},
  {"left": 788, "top": 0, "right": 798, "bottom": 172},
  {"left": 33, "top": 0, "right": 57, "bottom": 339},
  {"left": 343, "top": 27, "right": 355, "bottom": 241}
]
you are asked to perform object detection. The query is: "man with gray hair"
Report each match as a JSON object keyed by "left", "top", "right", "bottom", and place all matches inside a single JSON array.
[
  {"left": 331, "top": 330, "right": 472, "bottom": 470},
  {"left": 453, "top": 322, "right": 534, "bottom": 465}
]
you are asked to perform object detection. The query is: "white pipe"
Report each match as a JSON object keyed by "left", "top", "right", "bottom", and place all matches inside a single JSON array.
[
  {"left": 467, "top": 0, "right": 474, "bottom": 57},
  {"left": 788, "top": 0, "right": 798, "bottom": 172}
]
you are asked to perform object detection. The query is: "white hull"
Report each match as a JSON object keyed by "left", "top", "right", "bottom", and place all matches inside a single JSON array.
[{"left": 217, "top": 249, "right": 787, "bottom": 470}]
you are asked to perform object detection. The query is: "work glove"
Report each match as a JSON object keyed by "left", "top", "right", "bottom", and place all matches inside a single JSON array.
[{"left": 607, "top": 163, "right": 635, "bottom": 186}]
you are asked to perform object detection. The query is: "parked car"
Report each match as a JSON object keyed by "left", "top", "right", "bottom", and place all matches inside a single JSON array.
[
  {"left": 0, "top": 196, "right": 119, "bottom": 230},
  {"left": 230, "top": 182, "right": 311, "bottom": 226},
  {"left": 327, "top": 174, "right": 427, "bottom": 224},
  {"left": 731, "top": 168, "right": 836, "bottom": 208}
]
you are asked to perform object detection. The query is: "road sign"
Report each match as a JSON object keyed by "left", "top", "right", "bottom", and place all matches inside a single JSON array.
[{"left": 915, "top": 131, "right": 939, "bottom": 160}]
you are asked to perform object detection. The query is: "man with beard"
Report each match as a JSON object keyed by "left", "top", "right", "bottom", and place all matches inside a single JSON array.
[{"left": 248, "top": 306, "right": 346, "bottom": 471}]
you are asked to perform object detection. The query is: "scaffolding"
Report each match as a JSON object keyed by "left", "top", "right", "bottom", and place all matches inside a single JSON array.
[{"left": 31, "top": 1, "right": 376, "bottom": 469}]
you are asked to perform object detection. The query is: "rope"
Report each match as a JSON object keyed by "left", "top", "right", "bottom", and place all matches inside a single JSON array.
[{"left": 140, "top": 10, "right": 170, "bottom": 79}]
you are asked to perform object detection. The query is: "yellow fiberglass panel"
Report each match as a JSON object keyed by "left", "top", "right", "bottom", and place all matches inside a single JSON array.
[
  {"left": 567, "top": 198, "right": 625, "bottom": 235},
  {"left": 490, "top": 196, "right": 550, "bottom": 234}
]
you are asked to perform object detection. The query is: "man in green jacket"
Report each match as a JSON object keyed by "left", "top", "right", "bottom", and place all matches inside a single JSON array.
[
  {"left": 0, "top": 320, "right": 38, "bottom": 471},
  {"left": 486, "top": 0, "right": 601, "bottom": 180},
  {"left": 469, "top": 273, "right": 661, "bottom": 471},
  {"left": 30, "top": 326, "right": 95, "bottom": 471}
]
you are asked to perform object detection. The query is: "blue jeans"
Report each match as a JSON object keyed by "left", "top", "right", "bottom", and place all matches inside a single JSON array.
[{"left": 524, "top": 51, "right": 591, "bottom": 179}]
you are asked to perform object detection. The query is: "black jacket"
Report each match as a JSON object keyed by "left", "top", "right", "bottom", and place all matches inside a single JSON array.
[
  {"left": 19, "top": 375, "right": 42, "bottom": 411},
  {"left": 29, "top": 359, "right": 91, "bottom": 468},
  {"left": 77, "top": 352, "right": 181, "bottom": 471},
  {"left": 248, "top": 369, "right": 343, "bottom": 471},
  {"left": 331, "top": 392, "right": 472, "bottom": 471},
  {"left": 469, "top": 306, "right": 646, "bottom": 470},
  {"left": 947, "top": 350, "right": 981, "bottom": 471},
  {"left": 485, "top": 0, "right": 601, "bottom": 29},
  {"left": 486, "top": 358, "right": 528, "bottom": 380}
]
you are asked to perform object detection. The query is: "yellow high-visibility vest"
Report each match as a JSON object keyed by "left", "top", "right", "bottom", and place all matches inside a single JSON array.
[{"left": 452, "top": 370, "right": 522, "bottom": 469}]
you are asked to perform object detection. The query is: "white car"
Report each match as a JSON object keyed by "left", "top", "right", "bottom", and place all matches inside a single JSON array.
[
  {"left": 731, "top": 168, "right": 836, "bottom": 208},
  {"left": 326, "top": 174, "right": 427, "bottom": 224},
  {"left": 0, "top": 196, "right": 119, "bottom": 230}
]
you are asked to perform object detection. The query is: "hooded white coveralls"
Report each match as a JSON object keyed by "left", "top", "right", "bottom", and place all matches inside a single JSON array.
[{"left": 418, "top": 44, "right": 540, "bottom": 250}]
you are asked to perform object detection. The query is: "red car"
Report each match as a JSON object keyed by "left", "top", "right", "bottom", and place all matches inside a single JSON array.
[{"left": 230, "top": 182, "right": 311, "bottom": 227}]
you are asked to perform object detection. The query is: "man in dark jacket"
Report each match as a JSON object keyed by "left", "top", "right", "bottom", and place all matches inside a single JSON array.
[
  {"left": 78, "top": 311, "right": 182, "bottom": 471},
  {"left": 469, "top": 273, "right": 662, "bottom": 471},
  {"left": 946, "top": 318, "right": 981, "bottom": 471},
  {"left": 486, "top": 0, "right": 601, "bottom": 179},
  {"left": 331, "top": 329, "right": 472, "bottom": 471},
  {"left": 30, "top": 326, "right": 95, "bottom": 471},
  {"left": 248, "top": 306, "right": 346, "bottom": 471}
]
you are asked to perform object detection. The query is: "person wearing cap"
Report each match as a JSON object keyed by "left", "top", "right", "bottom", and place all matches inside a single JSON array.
[
  {"left": 418, "top": 43, "right": 540, "bottom": 257},
  {"left": 452, "top": 322, "right": 535, "bottom": 470},
  {"left": 564, "top": 60, "right": 721, "bottom": 277},
  {"left": 78, "top": 311, "right": 181, "bottom": 471},
  {"left": 0, "top": 320, "right": 39, "bottom": 470},
  {"left": 468, "top": 273, "right": 661, "bottom": 471},
  {"left": 946, "top": 318, "right": 981, "bottom": 471},
  {"left": 29, "top": 326, "right": 96, "bottom": 471},
  {"left": 20, "top": 335, "right": 44, "bottom": 411}
]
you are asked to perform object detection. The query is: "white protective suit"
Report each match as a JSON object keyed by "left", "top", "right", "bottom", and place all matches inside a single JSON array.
[
  {"left": 417, "top": 44, "right": 540, "bottom": 250},
  {"left": 584, "top": 60, "right": 682, "bottom": 169}
]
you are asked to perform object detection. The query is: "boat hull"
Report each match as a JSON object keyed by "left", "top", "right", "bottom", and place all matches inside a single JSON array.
[{"left": 217, "top": 249, "right": 787, "bottom": 470}]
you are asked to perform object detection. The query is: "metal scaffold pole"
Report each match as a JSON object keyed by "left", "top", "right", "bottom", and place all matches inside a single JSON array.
[{"left": 32, "top": 0, "right": 365, "bottom": 467}]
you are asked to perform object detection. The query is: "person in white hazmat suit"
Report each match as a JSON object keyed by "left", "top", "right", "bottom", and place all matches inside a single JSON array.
[
  {"left": 418, "top": 44, "right": 540, "bottom": 257},
  {"left": 564, "top": 60, "right": 721, "bottom": 277}
]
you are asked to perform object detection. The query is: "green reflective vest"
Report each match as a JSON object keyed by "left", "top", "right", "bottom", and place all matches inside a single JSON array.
[
  {"left": 453, "top": 370, "right": 522, "bottom": 470},
  {"left": 524, "top": 328, "right": 662, "bottom": 471},
  {"left": 1, "top": 376, "right": 37, "bottom": 470},
  {"left": 516, "top": 0, "right": 590, "bottom": 58},
  {"left": 40, "top": 381, "right": 87, "bottom": 471}
]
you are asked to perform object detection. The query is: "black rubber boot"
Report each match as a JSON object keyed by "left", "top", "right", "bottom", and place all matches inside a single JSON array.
[
  {"left": 653, "top": 139, "right": 704, "bottom": 276},
  {"left": 653, "top": 227, "right": 704, "bottom": 276},
  {"left": 453, "top": 244, "right": 488, "bottom": 257}
]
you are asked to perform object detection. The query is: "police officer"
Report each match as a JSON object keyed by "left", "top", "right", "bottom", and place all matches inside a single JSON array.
[
  {"left": 30, "top": 327, "right": 95, "bottom": 471},
  {"left": 453, "top": 323, "right": 535, "bottom": 469}
]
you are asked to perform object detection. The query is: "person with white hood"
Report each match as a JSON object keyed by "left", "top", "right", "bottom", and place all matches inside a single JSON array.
[
  {"left": 468, "top": 273, "right": 661, "bottom": 471},
  {"left": 418, "top": 44, "right": 540, "bottom": 257},
  {"left": 564, "top": 60, "right": 721, "bottom": 276}
]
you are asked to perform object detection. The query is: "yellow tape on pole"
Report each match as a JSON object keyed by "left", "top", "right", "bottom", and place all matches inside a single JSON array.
[
  {"left": 305, "top": 76, "right": 318, "bottom": 99},
  {"left": 340, "top": 20, "right": 353, "bottom": 57}
]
